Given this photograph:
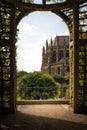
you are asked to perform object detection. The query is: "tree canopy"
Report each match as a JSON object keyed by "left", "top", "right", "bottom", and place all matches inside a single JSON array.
[{"left": 18, "top": 71, "right": 59, "bottom": 100}]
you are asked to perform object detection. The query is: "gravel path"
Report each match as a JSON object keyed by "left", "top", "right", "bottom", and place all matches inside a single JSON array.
[{"left": 0, "top": 105, "right": 87, "bottom": 130}]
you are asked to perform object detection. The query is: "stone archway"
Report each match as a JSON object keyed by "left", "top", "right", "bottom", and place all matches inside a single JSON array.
[{"left": 0, "top": 0, "right": 87, "bottom": 113}]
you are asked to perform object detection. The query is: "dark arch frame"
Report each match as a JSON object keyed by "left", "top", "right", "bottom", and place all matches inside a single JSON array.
[{"left": 0, "top": 0, "right": 87, "bottom": 114}]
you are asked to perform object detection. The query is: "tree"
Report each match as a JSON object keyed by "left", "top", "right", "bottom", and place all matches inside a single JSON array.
[
  {"left": 52, "top": 74, "right": 69, "bottom": 84},
  {"left": 18, "top": 72, "right": 59, "bottom": 100},
  {"left": 17, "top": 70, "right": 28, "bottom": 78},
  {"left": 52, "top": 74, "right": 69, "bottom": 99}
]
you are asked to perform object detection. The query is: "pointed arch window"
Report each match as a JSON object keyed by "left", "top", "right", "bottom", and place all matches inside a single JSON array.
[{"left": 52, "top": 51, "right": 56, "bottom": 63}]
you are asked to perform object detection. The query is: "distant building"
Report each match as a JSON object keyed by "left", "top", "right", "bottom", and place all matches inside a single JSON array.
[{"left": 41, "top": 36, "right": 69, "bottom": 76}]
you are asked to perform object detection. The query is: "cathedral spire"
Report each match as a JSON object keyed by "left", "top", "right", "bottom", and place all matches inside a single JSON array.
[
  {"left": 46, "top": 40, "right": 48, "bottom": 51},
  {"left": 50, "top": 37, "right": 53, "bottom": 47},
  {"left": 42, "top": 46, "right": 45, "bottom": 55}
]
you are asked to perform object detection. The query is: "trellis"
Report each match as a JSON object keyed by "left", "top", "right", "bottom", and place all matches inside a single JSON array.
[{"left": 0, "top": 0, "right": 87, "bottom": 113}]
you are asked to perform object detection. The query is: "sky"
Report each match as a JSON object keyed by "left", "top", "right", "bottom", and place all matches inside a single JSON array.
[{"left": 17, "top": 11, "right": 69, "bottom": 72}]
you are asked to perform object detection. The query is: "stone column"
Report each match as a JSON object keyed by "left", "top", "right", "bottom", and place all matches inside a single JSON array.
[
  {"left": 10, "top": 1, "right": 16, "bottom": 113},
  {"left": 73, "top": 0, "right": 79, "bottom": 113}
]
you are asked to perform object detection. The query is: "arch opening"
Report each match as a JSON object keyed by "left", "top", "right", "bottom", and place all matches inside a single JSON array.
[{"left": 17, "top": 11, "right": 70, "bottom": 101}]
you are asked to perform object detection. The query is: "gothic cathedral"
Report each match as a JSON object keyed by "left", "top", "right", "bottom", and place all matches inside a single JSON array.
[{"left": 41, "top": 36, "right": 69, "bottom": 76}]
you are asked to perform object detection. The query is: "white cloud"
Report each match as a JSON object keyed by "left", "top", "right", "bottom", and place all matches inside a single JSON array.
[{"left": 18, "top": 22, "right": 39, "bottom": 33}]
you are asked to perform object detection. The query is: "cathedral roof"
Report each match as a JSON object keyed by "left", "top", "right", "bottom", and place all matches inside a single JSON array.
[{"left": 52, "top": 35, "right": 69, "bottom": 47}]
